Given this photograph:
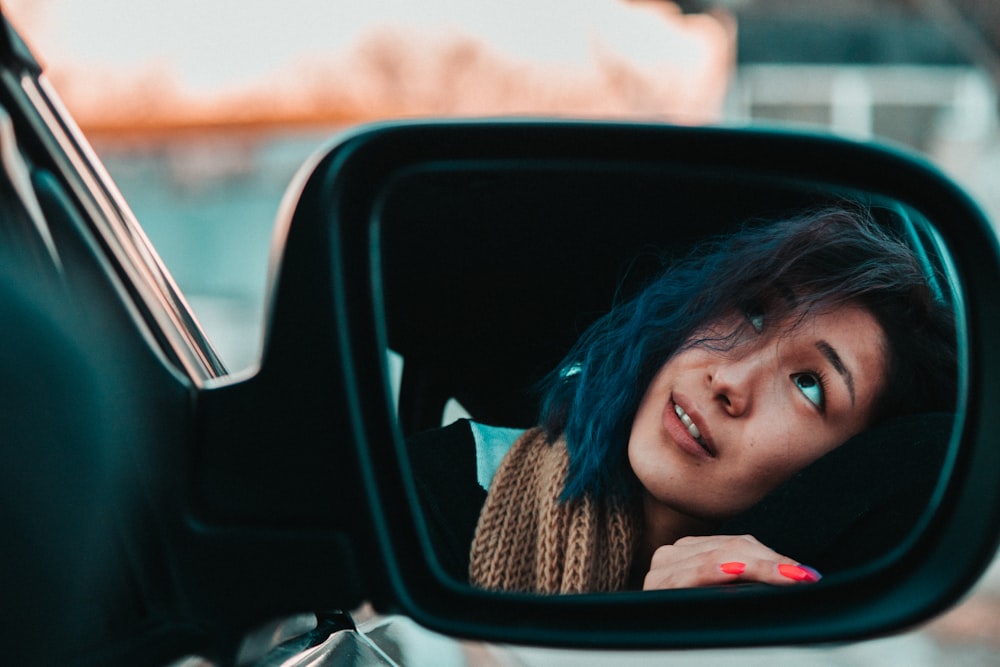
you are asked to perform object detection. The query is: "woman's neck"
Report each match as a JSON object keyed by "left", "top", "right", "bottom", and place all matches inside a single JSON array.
[{"left": 630, "top": 492, "right": 716, "bottom": 588}]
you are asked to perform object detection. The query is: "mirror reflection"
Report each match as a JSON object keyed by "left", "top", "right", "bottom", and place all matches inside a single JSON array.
[{"left": 381, "top": 164, "right": 960, "bottom": 595}]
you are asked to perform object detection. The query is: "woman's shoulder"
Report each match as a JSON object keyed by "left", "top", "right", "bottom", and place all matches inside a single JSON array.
[
  {"left": 405, "top": 419, "right": 527, "bottom": 582},
  {"left": 406, "top": 419, "right": 527, "bottom": 490}
]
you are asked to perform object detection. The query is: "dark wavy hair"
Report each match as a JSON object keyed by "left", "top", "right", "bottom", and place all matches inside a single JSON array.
[{"left": 538, "top": 206, "right": 958, "bottom": 503}]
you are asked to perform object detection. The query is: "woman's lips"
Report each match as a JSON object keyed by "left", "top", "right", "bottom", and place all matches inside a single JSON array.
[{"left": 664, "top": 399, "right": 716, "bottom": 459}]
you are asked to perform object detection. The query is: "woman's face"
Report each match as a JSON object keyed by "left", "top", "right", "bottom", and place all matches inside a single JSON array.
[{"left": 628, "top": 303, "right": 888, "bottom": 522}]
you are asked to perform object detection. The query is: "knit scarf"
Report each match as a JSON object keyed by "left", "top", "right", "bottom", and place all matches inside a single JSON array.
[{"left": 469, "top": 427, "right": 640, "bottom": 594}]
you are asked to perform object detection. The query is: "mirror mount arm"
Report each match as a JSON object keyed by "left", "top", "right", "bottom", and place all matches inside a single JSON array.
[{"left": 180, "top": 141, "right": 398, "bottom": 632}]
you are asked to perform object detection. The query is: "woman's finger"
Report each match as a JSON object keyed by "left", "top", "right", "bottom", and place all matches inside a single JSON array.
[{"left": 642, "top": 534, "right": 822, "bottom": 590}]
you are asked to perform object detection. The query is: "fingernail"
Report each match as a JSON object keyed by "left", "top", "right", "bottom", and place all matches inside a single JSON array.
[
  {"left": 720, "top": 561, "right": 746, "bottom": 575},
  {"left": 778, "top": 563, "right": 822, "bottom": 582}
]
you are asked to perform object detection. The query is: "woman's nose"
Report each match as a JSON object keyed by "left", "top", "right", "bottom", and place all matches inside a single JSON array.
[{"left": 708, "top": 358, "right": 755, "bottom": 417}]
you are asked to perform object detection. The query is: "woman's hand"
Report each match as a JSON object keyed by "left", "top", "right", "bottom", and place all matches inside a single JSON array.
[{"left": 642, "top": 534, "right": 822, "bottom": 590}]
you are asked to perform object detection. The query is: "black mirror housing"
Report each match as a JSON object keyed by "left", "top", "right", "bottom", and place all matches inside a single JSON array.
[{"left": 215, "top": 120, "right": 1000, "bottom": 649}]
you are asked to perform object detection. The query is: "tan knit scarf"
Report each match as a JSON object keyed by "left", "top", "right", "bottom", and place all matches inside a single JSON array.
[{"left": 469, "top": 427, "right": 640, "bottom": 594}]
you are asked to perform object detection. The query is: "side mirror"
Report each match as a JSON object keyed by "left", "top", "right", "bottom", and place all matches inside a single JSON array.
[{"left": 203, "top": 121, "right": 1000, "bottom": 648}]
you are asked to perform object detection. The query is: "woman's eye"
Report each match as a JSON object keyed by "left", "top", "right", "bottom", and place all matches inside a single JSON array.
[{"left": 793, "top": 373, "right": 824, "bottom": 408}]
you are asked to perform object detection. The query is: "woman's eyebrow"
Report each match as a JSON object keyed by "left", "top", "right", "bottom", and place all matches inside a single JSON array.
[{"left": 816, "top": 340, "right": 855, "bottom": 406}]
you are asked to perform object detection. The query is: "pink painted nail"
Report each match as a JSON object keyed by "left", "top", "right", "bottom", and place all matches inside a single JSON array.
[
  {"left": 778, "top": 563, "right": 822, "bottom": 582},
  {"left": 720, "top": 561, "right": 746, "bottom": 575}
]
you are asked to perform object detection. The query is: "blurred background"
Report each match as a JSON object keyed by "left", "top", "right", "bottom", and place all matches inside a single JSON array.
[
  {"left": 5, "top": 0, "right": 1000, "bottom": 663},
  {"left": 10, "top": 0, "right": 1000, "bottom": 372}
]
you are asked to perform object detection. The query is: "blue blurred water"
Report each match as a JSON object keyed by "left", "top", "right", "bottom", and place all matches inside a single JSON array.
[{"left": 94, "top": 127, "right": 344, "bottom": 370}]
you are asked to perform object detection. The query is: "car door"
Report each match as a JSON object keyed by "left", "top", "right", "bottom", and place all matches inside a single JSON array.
[{"left": 0, "top": 12, "right": 366, "bottom": 665}]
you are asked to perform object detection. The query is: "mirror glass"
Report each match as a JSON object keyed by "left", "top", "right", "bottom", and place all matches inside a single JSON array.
[{"left": 376, "top": 159, "right": 963, "bottom": 595}]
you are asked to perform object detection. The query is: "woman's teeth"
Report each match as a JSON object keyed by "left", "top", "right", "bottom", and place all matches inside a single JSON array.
[{"left": 674, "top": 404, "right": 703, "bottom": 442}]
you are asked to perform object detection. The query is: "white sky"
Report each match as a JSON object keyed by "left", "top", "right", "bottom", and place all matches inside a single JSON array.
[{"left": 5, "top": 0, "right": 726, "bottom": 95}]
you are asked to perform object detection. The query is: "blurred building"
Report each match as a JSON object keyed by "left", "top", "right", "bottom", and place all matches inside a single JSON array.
[
  {"left": 716, "top": 1, "right": 995, "bottom": 144},
  {"left": 690, "top": 0, "right": 1000, "bottom": 222}
]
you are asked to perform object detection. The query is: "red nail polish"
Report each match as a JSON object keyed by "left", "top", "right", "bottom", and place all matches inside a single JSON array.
[
  {"left": 778, "top": 563, "right": 821, "bottom": 582},
  {"left": 720, "top": 561, "right": 746, "bottom": 575}
]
